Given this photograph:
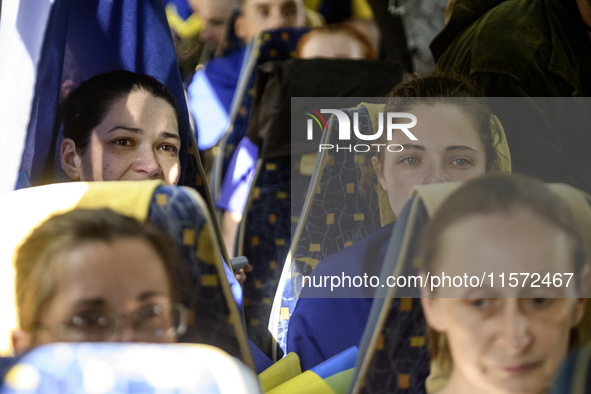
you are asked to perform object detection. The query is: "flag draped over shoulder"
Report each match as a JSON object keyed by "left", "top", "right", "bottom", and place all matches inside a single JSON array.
[{"left": 14, "top": 0, "right": 190, "bottom": 187}]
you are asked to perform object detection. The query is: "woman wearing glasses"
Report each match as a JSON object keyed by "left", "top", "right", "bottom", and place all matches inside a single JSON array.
[{"left": 11, "top": 209, "right": 188, "bottom": 352}]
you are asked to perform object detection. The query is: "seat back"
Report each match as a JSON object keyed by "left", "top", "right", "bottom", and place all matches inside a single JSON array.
[
  {"left": 235, "top": 59, "right": 404, "bottom": 355},
  {"left": 0, "top": 343, "right": 260, "bottom": 393},
  {"left": 266, "top": 104, "right": 391, "bottom": 358},
  {"left": 212, "top": 27, "right": 311, "bottom": 198},
  {"left": 0, "top": 181, "right": 253, "bottom": 368},
  {"left": 351, "top": 182, "right": 591, "bottom": 393}
]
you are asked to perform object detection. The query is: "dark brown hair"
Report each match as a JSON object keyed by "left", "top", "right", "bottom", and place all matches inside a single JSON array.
[{"left": 63, "top": 70, "right": 182, "bottom": 156}]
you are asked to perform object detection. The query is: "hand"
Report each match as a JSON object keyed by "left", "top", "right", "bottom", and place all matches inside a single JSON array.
[{"left": 234, "top": 263, "right": 253, "bottom": 286}]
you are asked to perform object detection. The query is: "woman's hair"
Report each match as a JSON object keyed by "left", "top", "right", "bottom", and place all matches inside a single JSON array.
[
  {"left": 62, "top": 70, "right": 182, "bottom": 155},
  {"left": 362, "top": 73, "right": 504, "bottom": 192},
  {"left": 14, "top": 209, "right": 183, "bottom": 336},
  {"left": 419, "top": 174, "right": 586, "bottom": 366},
  {"left": 296, "top": 23, "right": 377, "bottom": 59}
]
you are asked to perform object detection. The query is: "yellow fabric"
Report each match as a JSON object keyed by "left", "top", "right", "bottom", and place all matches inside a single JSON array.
[
  {"left": 267, "top": 368, "right": 353, "bottom": 394},
  {"left": 322, "top": 368, "right": 355, "bottom": 393},
  {"left": 491, "top": 114, "right": 512, "bottom": 173},
  {"left": 165, "top": 4, "right": 203, "bottom": 38},
  {"left": 266, "top": 370, "right": 332, "bottom": 394},
  {"left": 75, "top": 180, "right": 162, "bottom": 221},
  {"left": 0, "top": 181, "right": 162, "bottom": 356},
  {"left": 351, "top": 0, "right": 374, "bottom": 19},
  {"left": 258, "top": 352, "right": 302, "bottom": 392},
  {"left": 305, "top": 7, "right": 326, "bottom": 27}
]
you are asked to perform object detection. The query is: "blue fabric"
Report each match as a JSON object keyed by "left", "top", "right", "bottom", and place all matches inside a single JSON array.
[
  {"left": 188, "top": 69, "right": 229, "bottom": 150},
  {"left": 20, "top": 0, "right": 192, "bottom": 187},
  {"left": 217, "top": 137, "right": 258, "bottom": 214},
  {"left": 187, "top": 47, "right": 245, "bottom": 150},
  {"left": 223, "top": 258, "right": 244, "bottom": 313},
  {"left": 163, "top": 0, "right": 193, "bottom": 20},
  {"left": 0, "top": 357, "right": 17, "bottom": 388},
  {"left": 14, "top": 173, "right": 32, "bottom": 190},
  {"left": 310, "top": 346, "right": 357, "bottom": 379},
  {"left": 287, "top": 223, "right": 394, "bottom": 371},
  {"left": 248, "top": 339, "right": 274, "bottom": 374}
]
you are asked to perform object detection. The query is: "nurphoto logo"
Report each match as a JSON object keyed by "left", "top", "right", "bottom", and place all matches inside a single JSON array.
[{"left": 304, "top": 107, "right": 418, "bottom": 152}]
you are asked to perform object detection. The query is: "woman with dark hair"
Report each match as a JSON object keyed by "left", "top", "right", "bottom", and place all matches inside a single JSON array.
[
  {"left": 60, "top": 70, "right": 183, "bottom": 185},
  {"left": 287, "top": 73, "right": 511, "bottom": 371},
  {"left": 419, "top": 174, "right": 588, "bottom": 394},
  {"left": 12, "top": 208, "right": 188, "bottom": 353}
]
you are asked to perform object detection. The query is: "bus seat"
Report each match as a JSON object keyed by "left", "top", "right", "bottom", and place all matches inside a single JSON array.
[
  {"left": 238, "top": 59, "right": 404, "bottom": 355},
  {"left": 351, "top": 182, "right": 591, "bottom": 393},
  {"left": 0, "top": 181, "right": 253, "bottom": 370}
]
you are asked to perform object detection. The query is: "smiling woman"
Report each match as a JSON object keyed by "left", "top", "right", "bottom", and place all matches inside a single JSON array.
[{"left": 60, "top": 70, "right": 182, "bottom": 185}]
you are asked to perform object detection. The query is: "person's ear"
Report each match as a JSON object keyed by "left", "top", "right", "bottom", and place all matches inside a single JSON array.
[
  {"left": 372, "top": 155, "right": 386, "bottom": 190},
  {"left": 234, "top": 14, "right": 246, "bottom": 41},
  {"left": 420, "top": 271, "right": 446, "bottom": 332},
  {"left": 60, "top": 138, "right": 82, "bottom": 180},
  {"left": 11, "top": 329, "right": 32, "bottom": 355}
]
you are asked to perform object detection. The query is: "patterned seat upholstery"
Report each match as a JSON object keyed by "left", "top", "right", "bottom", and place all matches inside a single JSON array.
[
  {"left": 269, "top": 105, "right": 388, "bottom": 359},
  {"left": 0, "top": 181, "right": 252, "bottom": 369},
  {"left": 212, "top": 27, "right": 310, "bottom": 197},
  {"left": 0, "top": 343, "right": 260, "bottom": 393},
  {"left": 146, "top": 185, "right": 251, "bottom": 363},
  {"left": 352, "top": 193, "right": 433, "bottom": 394},
  {"left": 351, "top": 182, "right": 591, "bottom": 394},
  {"left": 237, "top": 59, "right": 404, "bottom": 355},
  {"left": 239, "top": 156, "right": 306, "bottom": 353}
]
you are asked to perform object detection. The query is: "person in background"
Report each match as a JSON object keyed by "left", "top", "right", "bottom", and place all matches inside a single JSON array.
[
  {"left": 12, "top": 209, "right": 188, "bottom": 354},
  {"left": 190, "top": 0, "right": 240, "bottom": 57},
  {"left": 432, "top": 0, "right": 591, "bottom": 193},
  {"left": 296, "top": 23, "right": 376, "bottom": 58}
]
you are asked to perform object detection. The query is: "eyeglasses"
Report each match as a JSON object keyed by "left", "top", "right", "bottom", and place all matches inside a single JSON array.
[{"left": 35, "top": 303, "right": 188, "bottom": 342}]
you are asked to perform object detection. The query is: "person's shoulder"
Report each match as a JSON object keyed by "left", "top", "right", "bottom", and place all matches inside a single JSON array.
[
  {"left": 311, "top": 222, "right": 395, "bottom": 278},
  {"left": 204, "top": 47, "right": 246, "bottom": 77}
]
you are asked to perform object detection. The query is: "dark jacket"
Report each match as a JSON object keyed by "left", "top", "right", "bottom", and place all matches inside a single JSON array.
[{"left": 431, "top": 0, "right": 591, "bottom": 192}]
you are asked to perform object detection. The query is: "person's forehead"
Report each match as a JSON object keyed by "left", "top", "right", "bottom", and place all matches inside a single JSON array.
[
  {"left": 244, "top": 0, "right": 302, "bottom": 8},
  {"left": 198, "top": 0, "right": 239, "bottom": 15}
]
